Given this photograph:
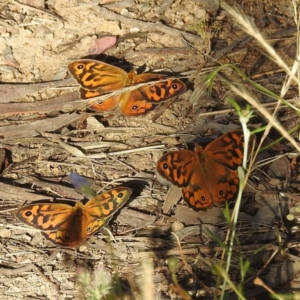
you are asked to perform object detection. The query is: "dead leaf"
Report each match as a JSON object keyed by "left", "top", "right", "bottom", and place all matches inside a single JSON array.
[{"left": 162, "top": 186, "right": 181, "bottom": 214}]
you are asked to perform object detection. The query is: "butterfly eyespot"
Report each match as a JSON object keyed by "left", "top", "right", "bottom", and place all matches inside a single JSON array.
[
  {"left": 25, "top": 211, "right": 32, "bottom": 217},
  {"left": 64, "top": 235, "right": 70, "bottom": 241},
  {"left": 117, "top": 192, "right": 124, "bottom": 198},
  {"left": 219, "top": 190, "right": 224, "bottom": 196},
  {"left": 172, "top": 83, "right": 179, "bottom": 90},
  {"left": 201, "top": 196, "right": 206, "bottom": 202},
  {"left": 87, "top": 227, "right": 92, "bottom": 232},
  {"left": 77, "top": 64, "right": 84, "bottom": 70},
  {"left": 163, "top": 163, "right": 169, "bottom": 170},
  {"left": 131, "top": 105, "right": 139, "bottom": 111}
]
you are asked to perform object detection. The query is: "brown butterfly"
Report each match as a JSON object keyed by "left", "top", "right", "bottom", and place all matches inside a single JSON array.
[
  {"left": 14, "top": 187, "right": 132, "bottom": 247},
  {"left": 156, "top": 130, "right": 255, "bottom": 210},
  {"left": 68, "top": 59, "right": 187, "bottom": 116}
]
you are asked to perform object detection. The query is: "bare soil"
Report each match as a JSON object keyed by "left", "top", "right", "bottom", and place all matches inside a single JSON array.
[{"left": 0, "top": 0, "right": 299, "bottom": 299}]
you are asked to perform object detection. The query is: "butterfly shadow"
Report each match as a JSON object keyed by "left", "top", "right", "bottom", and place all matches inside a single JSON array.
[
  {"left": 82, "top": 54, "right": 190, "bottom": 85},
  {"left": 82, "top": 54, "right": 133, "bottom": 72}
]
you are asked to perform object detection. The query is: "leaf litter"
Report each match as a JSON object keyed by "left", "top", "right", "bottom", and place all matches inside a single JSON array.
[{"left": 0, "top": 0, "right": 300, "bottom": 299}]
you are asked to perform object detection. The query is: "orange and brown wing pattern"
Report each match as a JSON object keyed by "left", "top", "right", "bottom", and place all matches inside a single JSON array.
[
  {"left": 15, "top": 202, "right": 83, "bottom": 247},
  {"left": 156, "top": 130, "right": 255, "bottom": 210},
  {"left": 84, "top": 187, "right": 132, "bottom": 218},
  {"left": 80, "top": 187, "right": 132, "bottom": 243},
  {"left": 138, "top": 78, "right": 187, "bottom": 103},
  {"left": 68, "top": 59, "right": 129, "bottom": 93},
  {"left": 156, "top": 149, "right": 196, "bottom": 187},
  {"left": 205, "top": 130, "right": 255, "bottom": 168},
  {"left": 68, "top": 59, "right": 187, "bottom": 116},
  {"left": 14, "top": 187, "right": 132, "bottom": 247},
  {"left": 15, "top": 203, "right": 78, "bottom": 231}
]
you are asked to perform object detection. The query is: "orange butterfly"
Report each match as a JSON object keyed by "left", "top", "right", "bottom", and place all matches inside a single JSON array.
[
  {"left": 14, "top": 187, "right": 132, "bottom": 247},
  {"left": 156, "top": 130, "right": 255, "bottom": 210},
  {"left": 68, "top": 59, "right": 187, "bottom": 116}
]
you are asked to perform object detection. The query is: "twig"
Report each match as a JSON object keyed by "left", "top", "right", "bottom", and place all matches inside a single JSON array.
[
  {"left": 171, "top": 232, "right": 213, "bottom": 293},
  {"left": 34, "top": 264, "right": 60, "bottom": 293},
  {"left": 0, "top": 250, "right": 59, "bottom": 276},
  {"left": 87, "top": 144, "right": 165, "bottom": 159},
  {"left": 93, "top": 6, "right": 204, "bottom": 46},
  {"left": 245, "top": 246, "right": 279, "bottom": 284},
  {"left": 11, "top": 0, "right": 65, "bottom": 22}
]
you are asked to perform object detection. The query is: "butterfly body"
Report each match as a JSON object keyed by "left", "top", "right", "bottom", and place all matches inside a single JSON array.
[
  {"left": 156, "top": 130, "right": 255, "bottom": 210},
  {"left": 68, "top": 59, "right": 187, "bottom": 116},
  {"left": 15, "top": 187, "right": 132, "bottom": 247}
]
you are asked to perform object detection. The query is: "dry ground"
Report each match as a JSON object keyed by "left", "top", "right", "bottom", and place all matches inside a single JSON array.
[{"left": 0, "top": 0, "right": 300, "bottom": 299}]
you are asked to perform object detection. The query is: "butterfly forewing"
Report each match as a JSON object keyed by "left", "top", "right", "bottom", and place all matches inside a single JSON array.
[
  {"left": 80, "top": 187, "right": 131, "bottom": 242},
  {"left": 68, "top": 60, "right": 128, "bottom": 92},
  {"left": 15, "top": 203, "right": 78, "bottom": 231},
  {"left": 139, "top": 79, "right": 187, "bottom": 103},
  {"left": 84, "top": 187, "right": 132, "bottom": 218},
  {"left": 156, "top": 150, "right": 196, "bottom": 187},
  {"left": 205, "top": 130, "right": 256, "bottom": 169},
  {"left": 132, "top": 73, "right": 186, "bottom": 103}
]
